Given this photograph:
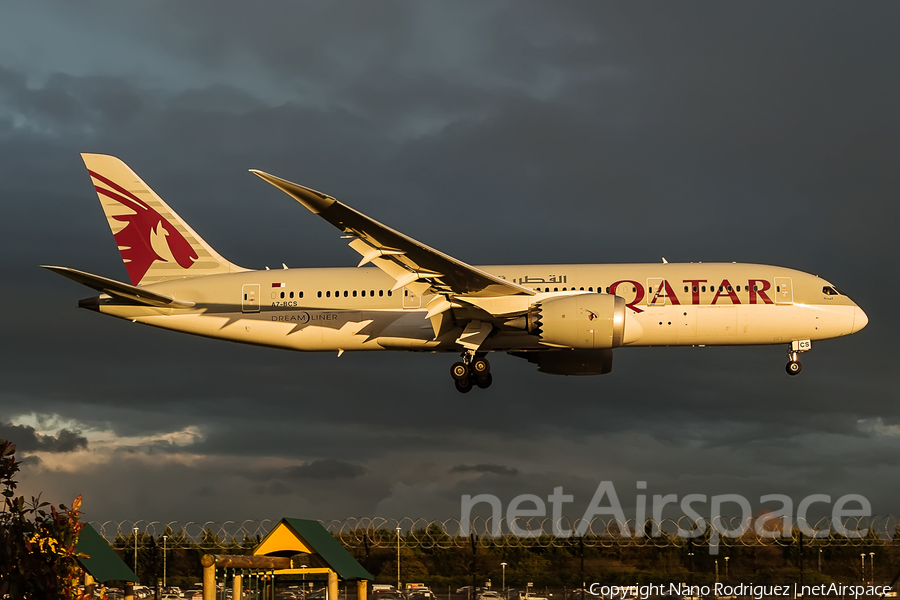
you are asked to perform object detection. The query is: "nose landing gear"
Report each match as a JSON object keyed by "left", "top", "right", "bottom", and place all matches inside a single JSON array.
[
  {"left": 451, "top": 353, "right": 492, "bottom": 393},
  {"left": 785, "top": 340, "right": 811, "bottom": 376},
  {"left": 786, "top": 353, "right": 802, "bottom": 375}
]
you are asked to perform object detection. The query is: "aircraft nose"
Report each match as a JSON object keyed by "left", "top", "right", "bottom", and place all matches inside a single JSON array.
[{"left": 851, "top": 305, "right": 868, "bottom": 334}]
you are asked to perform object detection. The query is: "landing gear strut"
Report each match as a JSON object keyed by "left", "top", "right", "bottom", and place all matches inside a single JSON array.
[
  {"left": 451, "top": 353, "right": 492, "bottom": 393},
  {"left": 785, "top": 340, "right": 810, "bottom": 376}
]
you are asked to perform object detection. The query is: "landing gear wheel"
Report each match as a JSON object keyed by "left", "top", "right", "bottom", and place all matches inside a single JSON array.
[
  {"left": 472, "top": 358, "right": 491, "bottom": 375},
  {"left": 786, "top": 361, "right": 802, "bottom": 376},
  {"left": 451, "top": 362, "right": 469, "bottom": 381},
  {"left": 455, "top": 378, "right": 473, "bottom": 393},
  {"left": 475, "top": 372, "right": 493, "bottom": 389}
]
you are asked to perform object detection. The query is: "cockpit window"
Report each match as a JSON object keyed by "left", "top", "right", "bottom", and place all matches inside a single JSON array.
[{"left": 823, "top": 286, "right": 840, "bottom": 296}]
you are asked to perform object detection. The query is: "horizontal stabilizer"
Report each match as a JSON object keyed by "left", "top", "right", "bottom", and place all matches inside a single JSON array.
[{"left": 41, "top": 266, "right": 195, "bottom": 308}]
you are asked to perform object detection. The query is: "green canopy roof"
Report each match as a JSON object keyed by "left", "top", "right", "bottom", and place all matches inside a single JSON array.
[
  {"left": 275, "top": 518, "right": 372, "bottom": 580},
  {"left": 76, "top": 524, "right": 138, "bottom": 583}
]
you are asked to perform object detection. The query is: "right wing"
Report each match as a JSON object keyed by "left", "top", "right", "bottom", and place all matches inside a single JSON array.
[{"left": 250, "top": 171, "right": 535, "bottom": 299}]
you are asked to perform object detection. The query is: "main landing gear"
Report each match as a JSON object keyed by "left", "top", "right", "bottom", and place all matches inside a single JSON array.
[
  {"left": 785, "top": 340, "right": 811, "bottom": 376},
  {"left": 451, "top": 353, "right": 492, "bottom": 393}
]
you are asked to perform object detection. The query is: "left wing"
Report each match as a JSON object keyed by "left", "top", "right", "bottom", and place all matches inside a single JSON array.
[{"left": 250, "top": 170, "right": 534, "bottom": 299}]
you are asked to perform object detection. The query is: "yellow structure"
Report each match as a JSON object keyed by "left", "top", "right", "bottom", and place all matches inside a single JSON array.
[{"left": 202, "top": 518, "right": 372, "bottom": 600}]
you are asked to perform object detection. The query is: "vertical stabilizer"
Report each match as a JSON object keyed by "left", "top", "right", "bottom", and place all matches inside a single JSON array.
[{"left": 81, "top": 153, "right": 246, "bottom": 285}]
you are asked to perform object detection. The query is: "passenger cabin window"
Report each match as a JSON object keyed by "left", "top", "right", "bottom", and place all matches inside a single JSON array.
[
  {"left": 280, "top": 291, "right": 285, "bottom": 298},
  {"left": 353, "top": 290, "right": 357, "bottom": 297},
  {"left": 299, "top": 291, "right": 304, "bottom": 298},
  {"left": 326, "top": 291, "right": 331, "bottom": 298},
  {"left": 317, "top": 291, "right": 322, "bottom": 298},
  {"left": 379, "top": 290, "right": 384, "bottom": 297}
]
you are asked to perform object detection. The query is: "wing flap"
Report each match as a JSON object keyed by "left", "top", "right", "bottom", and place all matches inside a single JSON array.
[
  {"left": 41, "top": 266, "right": 195, "bottom": 308},
  {"left": 250, "top": 170, "right": 534, "bottom": 298}
]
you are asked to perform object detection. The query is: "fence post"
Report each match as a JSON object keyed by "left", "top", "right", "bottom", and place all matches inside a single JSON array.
[
  {"left": 233, "top": 573, "right": 242, "bottom": 600},
  {"left": 329, "top": 570, "right": 339, "bottom": 600},
  {"left": 201, "top": 554, "right": 216, "bottom": 600},
  {"left": 470, "top": 533, "right": 477, "bottom": 600}
]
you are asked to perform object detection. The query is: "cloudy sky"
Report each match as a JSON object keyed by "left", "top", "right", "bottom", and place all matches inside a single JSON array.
[{"left": 1, "top": 2, "right": 898, "bottom": 534}]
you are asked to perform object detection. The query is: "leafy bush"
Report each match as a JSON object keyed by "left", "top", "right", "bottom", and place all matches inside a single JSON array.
[{"left": 0, "top": 438, "right": 85, "bottom": 599}]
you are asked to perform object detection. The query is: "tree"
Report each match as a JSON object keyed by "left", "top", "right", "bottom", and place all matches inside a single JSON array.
[{"left": 0, "top": 438, "right": 85, "bottom": 599}]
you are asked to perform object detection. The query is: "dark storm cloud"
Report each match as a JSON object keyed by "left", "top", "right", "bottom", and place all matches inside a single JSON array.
[
  {"left": 283, "top": 459, "right": 368, "bottom": 481},
  {"left": 0, "top": 422, "right": 88, "bottom": 453},
  {"left": 0, "top": 1, "right": 898, "bottom": 524},
  {"left": 450, "top": 464, "right": 520, "bottom": 476}
]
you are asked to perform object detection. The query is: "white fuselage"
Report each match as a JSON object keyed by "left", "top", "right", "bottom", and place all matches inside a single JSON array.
[{"left": 86, "top": 262, "right": 867, "bottom": 354}]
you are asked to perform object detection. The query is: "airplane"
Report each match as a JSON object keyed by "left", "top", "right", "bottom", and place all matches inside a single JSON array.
[{"left": 44, "top": 154, "right": 868, "bottom": 393}]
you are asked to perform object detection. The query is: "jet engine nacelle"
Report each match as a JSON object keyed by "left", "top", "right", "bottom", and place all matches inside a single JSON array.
[{"left": 508, "top": 293, "right": 627, "bottom": 349}]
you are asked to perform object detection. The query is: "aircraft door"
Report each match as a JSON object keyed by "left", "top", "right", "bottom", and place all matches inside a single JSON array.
[
  {"left": 774, "top": 277, "right": 793, "bottom": 305},
  {"left": 242, "top": 284, "right": 260, "bottom": 313},
  {"left": 646, "top": 278, "right": 668, "bottom": 306},
  {"left": 402, "top": 286, "right": 422, "bottom": 308}
]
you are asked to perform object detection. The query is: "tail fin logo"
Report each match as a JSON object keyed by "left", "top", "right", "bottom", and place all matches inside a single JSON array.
[{"left": 88, "top": 169, "right": 198, "bottom": 285}]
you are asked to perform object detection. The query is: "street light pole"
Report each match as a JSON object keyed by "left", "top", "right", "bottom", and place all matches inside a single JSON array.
[
  {"left": 133, "top": 527, "right": 139, "bottom": 579},
  {"left": 501, "top": 563, "right": 507, "bottom": 600},
  {"left": 861, "top": 554, "right": 866, "bottom": 584},
  {"left": 724, "top": 557, "right": 729, "bottom": 582},
  {"left": 162, "top": 535, "right": 167, "bottom": 589},
  {"left": 396, "top": 526, "right": 402, "bottom": 592},
  {"left": 870, "top": 552, "right": 875, "bottom": 584}
]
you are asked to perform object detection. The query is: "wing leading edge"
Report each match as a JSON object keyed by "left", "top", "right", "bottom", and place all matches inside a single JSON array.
[{"left": 250, "top": 170, "right": 534, "bottom": 299}]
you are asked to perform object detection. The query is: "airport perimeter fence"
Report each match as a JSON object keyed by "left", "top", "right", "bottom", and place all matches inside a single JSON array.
[{"left": 92, "top": 515, "right": 900, "bottom": 551}]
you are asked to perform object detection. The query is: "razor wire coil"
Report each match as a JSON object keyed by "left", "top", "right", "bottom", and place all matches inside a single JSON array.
[{"left": 94, "top": 515, "right": 899, "bottom": 551}]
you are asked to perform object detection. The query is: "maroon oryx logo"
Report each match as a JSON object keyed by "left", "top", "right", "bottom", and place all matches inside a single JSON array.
[{"left": 89, "top": 169, "right": 198, "bottom": 285}]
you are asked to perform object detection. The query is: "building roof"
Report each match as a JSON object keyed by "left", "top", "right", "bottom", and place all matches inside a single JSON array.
[
  {"left": 254, "top": 518, "right": 372, "bottom": 580},
  {"left": 76, "top": 524, "right": 139, "bottom": 583}
]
